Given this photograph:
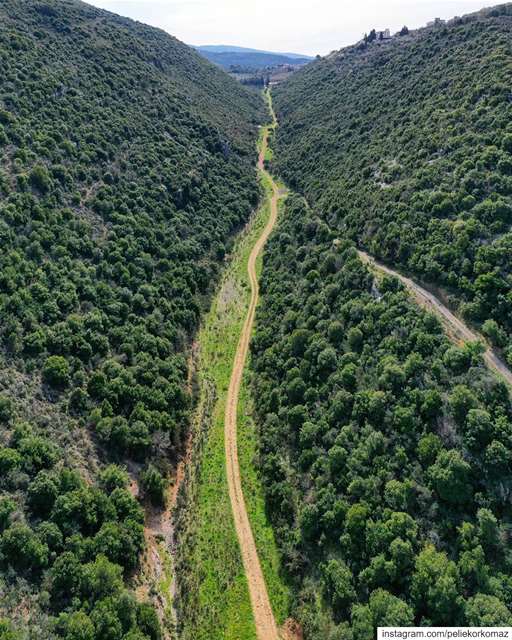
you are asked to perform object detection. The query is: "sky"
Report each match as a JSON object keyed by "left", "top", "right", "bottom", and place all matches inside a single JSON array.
[{"left": 86, "top": 0, "right": 501, "bottom": 55}]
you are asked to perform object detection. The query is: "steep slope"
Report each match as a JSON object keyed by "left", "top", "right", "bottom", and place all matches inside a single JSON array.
[
  {"left": 251, "top": 194, "right": 512, "bottom": 638},
  {"left": 0, "top": 1, "right": 261, "bottom": 637},
  {"left": 249, "top": 5, "right": 512, "bottom": 637},
  {"left": 272, "top": 5, "right": 512, "bottom": 354}
]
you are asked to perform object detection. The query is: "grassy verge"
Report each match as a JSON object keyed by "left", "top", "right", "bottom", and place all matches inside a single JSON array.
[
  {"left": 237, "top": 363, "right": 291, "bottom": 625},
  {"left": 176, "top": 111, "right": 290, "bottom": 639}
]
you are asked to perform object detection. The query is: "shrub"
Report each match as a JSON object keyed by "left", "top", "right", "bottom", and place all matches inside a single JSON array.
[
  {"left": 429, "top": 450, "right": 472, "bottom": 504},
  {"left": 1, "top": 523, "right": 49, "bottom": 572},
  {"left": 322, "top": 559, "right": 356, "bottom": 612},
  {"left": 0, "top": 396, "right": 13, "bottom": 424},
  {"left": 0, "top": 448, "right": 22, "bottom": 475},
  {"left": 0, "top": 498, "right": 16, "bottom": 533},
  {"left": 140, "top": 465, "right": 166, "bottom": 507},
  {"left": 17, "top": 436, "right": 59, "bottom": 473},
  {"left": 42, "top": 356, "right": 70, "bottom": 388},
  {"left": 27, "top": 471, "right": 59, "bottom": 515},
  {"left": 0, "top": 619, "right": 23, "bottom": 640},
  {"left": 29, "top": 164, "right": 51, "bottom": 193},
  {"left": 99, "top": 465, "right": 129, "bottom": 493}
]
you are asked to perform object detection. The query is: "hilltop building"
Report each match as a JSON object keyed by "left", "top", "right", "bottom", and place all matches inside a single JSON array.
[{"left": 427, "top": 17, "right": 445, "bottom": 27}]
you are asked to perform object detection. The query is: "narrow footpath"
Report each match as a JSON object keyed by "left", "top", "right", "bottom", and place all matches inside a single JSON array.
[
  {"left": 358, "top": 250, "right": 512, "bottom": 387},
  {"left": 224, "top": 91, "right": 282, "bottom": 640}
]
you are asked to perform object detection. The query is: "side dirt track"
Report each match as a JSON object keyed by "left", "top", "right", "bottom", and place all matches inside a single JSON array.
[
  {"left": 224, "top": 91, "right": 283, "bottom": 640},
  {"left": 357, "top": 250, "right": 512, "bottom": 387}
]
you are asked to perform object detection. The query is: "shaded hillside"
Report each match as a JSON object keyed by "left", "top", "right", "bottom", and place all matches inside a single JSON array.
[
  {"left": 272, "top": 5, "right": 512, "bottom": 354},
  {"left": 251, "top": 194, "right": 512, "bottom": 638},
  {"left": 0, "top": 0, "right": 261, "bottom": 637}
]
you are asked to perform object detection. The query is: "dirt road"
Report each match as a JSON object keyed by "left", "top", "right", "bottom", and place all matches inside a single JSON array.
[
  {"left": 357, "top": 250, "right": 512, "bottom": 387},
  {"left": 224, "top": 95, "right": 282, "bottom": 640}
]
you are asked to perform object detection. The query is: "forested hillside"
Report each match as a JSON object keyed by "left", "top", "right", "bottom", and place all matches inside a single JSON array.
[
  {"left": 251, "top": 194, "right": 512, "bottom": 638},
  {"left": 272, "top": 5, "right": 512, "bottom": 353},
  {"left": 0, "top": 0, "right": 260, "bottom": 637}
]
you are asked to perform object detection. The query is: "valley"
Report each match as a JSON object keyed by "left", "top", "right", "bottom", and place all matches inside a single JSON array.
[
  {"left": 195, "top": 46, "right": 312, "bottom": 88},
  {"left": 2, "top": 1, "right": 512, "bottom": 639},
  {"left": 174, "top": 91, "right": 290, "bottom": 640},
  {"left": 223, "top": 92, "right": 282, "bottom": 640}
]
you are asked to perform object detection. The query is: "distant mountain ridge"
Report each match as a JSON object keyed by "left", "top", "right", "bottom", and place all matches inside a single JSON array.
[
  {"left": 195, "top": 44, "right": 313, "bottom": 69},
  {"left": 196, "top": 44, "right": 314, "bottom": 59}
]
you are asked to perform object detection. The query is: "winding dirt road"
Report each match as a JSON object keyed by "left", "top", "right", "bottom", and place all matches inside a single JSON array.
[
  {"left": 224, "top": 97, "right": 282, "bottom": 640},
  {"left": 357, "top": 250, "right": 512, "bottom": 387}
]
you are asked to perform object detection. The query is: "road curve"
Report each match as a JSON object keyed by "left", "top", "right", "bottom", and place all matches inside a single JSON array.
[
  {"left": 357, "top": 250, "right": 512, "bottom": 387},
  {"left": 224, "top": 95, "right": 281, "bottom": 640}
]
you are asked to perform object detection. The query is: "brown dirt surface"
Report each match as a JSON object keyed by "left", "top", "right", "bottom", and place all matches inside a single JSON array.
[
  {"left": 224, "top": 111, "right": 282, "bottom": 639},
  {"left": 280, "top": 618, "right": 304, "bottom": 640},
  {"left": 357, "top": 250, "right": 512, "bottom": 387}
]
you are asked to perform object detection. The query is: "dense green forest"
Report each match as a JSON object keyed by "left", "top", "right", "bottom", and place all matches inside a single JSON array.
[
  {"left": 0, "top": 0, "right": 261, "bottom": 637},
  {"left": 251, "top": 194, "right": 512, "bottom": 637},
  {"left": 272, "top": 5, "right": 512, "bottom": 353}
]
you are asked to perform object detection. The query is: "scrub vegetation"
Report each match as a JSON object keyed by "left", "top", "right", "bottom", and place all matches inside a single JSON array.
[
  {"left": 251, "top": 193, "right": 512, "bottom": 638},
  {"left": 273, "top": 6, "right": 512, "bottom": 354},
  {"left": 250, "top": 9, "right": 512, "bottom": 635},
  {"left": 0, "top": 0, "right": 261, "bottom": 637}
]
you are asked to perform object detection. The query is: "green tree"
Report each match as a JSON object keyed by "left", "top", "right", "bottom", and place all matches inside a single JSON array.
[
  {"left": 322, "top": 559, "right": 356, "bottom": 613},
  {"left": 465, "top": 594, "right": 512, "bottom": 625},
  {"left": 140, "top": 465, "right": 166, "bottom": 507},
  {"left": 137, "top": 602, "right": 162, "bottom": 640},
  {"left": 0, "top": 619, "right": 22, "bottom": 640},
  {"left": 429, "top": 450, "right": 472, "bottom": 504},
  {"left": 417, "top": 434, "right": 442, "bottom": 465},
  {"left": 347, "top": 327, "right": 364, "bottom": 351},
  {"left": 1, "top": 523, "right": 49, "bottom": 572},
  {"left": 50, "top": 552, "right": 84, "bottom": 604},
  {"left": 477, "top": 508, "right": 500, "bottom": 550},
  {"left": 411, "top": 545, "right": 462, "bottom": 624},
  {"left": 82, "top": 555, "right": 124, "bottom": 601},
  {"left": 0, "top": 395, "right": 13, "bottom": 424},
  {"left": 27, "top": 471, "right": 59, "bottom": 515},
  {"left": 90, "top": 600, "right": 123, "bottom": 640},
  {"left": 0, "top": 499, "right": 16, "bottom": 533},
  {"left": 29, "top": 164, "right": 51, "bottom": 193},
  {"left": 482, "top": 319, "right": 507, "bottom": 347},
  {"left": 352, "top": 589, "right": 413, "bottom": 640},
  {"left": 449, "top": 385, "right": 478, "bottom": 424},
  {"left": 17, "top": 435, "right": 58, "bottom": 473},
  {"left": 100, "top": 465, "right": 130, "bottom": 493},
  {"left": 464, "top": 409, "right": 494, "bottom": 449},
  {"left": 42, "top": 356, "right": 70, "bottom": 388},
  {"left": 0, "top": 448, "right": 21, "bottom": 475},
  {"left": 328, "top": 321, "right": 344, "bottom": 344},
  {"left": 57, "top": 611, "right": 95, "bottom": 640}
]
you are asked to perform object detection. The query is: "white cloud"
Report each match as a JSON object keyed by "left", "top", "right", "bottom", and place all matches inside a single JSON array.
[{"left": 86, "top": 0, "right": 500, "bottom": 55}]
